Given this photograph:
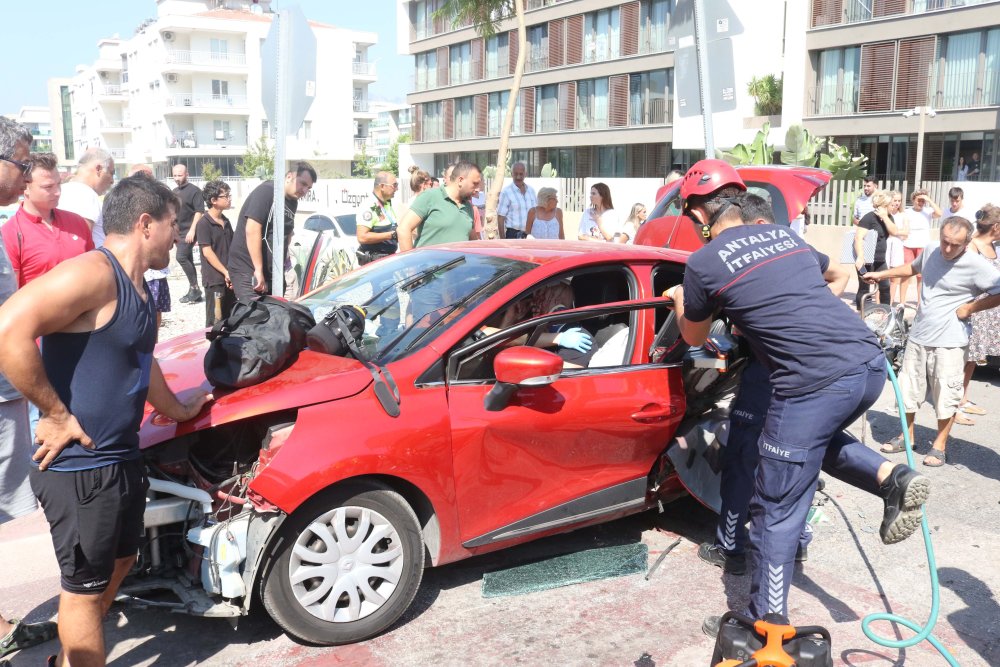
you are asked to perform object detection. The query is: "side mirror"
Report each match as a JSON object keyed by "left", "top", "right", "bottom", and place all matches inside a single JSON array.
[{"left": 485, "top": 346, "right": 564, "bottom": 411}]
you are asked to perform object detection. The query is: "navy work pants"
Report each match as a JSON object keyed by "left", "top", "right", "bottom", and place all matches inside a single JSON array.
[
  {"left": 747, "top": 355, "right": 888, "bottom": 620},
  {"left": 715, "top": 358, "right": 812, "bottom": 557}
]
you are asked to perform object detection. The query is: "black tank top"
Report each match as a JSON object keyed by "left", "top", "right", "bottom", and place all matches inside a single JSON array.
[{"left": 39, "top": 248, "right": 156, "bottom": 471}]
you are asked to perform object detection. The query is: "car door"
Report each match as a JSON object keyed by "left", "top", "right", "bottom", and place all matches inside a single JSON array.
[{"left": 444, "top": 300, "right": 687, "bottom": 548}]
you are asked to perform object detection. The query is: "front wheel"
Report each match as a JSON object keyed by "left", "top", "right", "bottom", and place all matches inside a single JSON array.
[{"left": 261, "top": 486, "right": 425, "bottom": 645}]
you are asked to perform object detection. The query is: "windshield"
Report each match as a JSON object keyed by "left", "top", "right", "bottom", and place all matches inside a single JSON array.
[
  {"left": 649, "top": 181, "right": 793, "bottom": 225},
  {"left": 299, "top": 249, "right": 535, "bottom": 362}
]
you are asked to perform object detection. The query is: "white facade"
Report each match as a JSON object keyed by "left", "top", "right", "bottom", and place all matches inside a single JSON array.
[
  {"left": 366, "top": 102, "right": 414, "bottom": 165},
  {"left": 7, "top": 107, "right": 53, "bottom": 154},
  {"left": 57, "top": 0, "right": 377, "bottom": 178}
]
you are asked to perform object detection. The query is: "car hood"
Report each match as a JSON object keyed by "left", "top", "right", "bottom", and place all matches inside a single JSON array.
[{"left": 140, "top": 329, "right": 373, "bottom": 449}]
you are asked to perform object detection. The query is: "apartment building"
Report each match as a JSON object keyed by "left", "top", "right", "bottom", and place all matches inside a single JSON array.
[
  {"left": 367, "top": 102, "right": 415, "bottom": 165},
  {"left": 7, "top": 107, "right": 54, "bottom": 154},
  {"left": 57, "top": 0, "right": 377, "bottom": 179},
  {"left": 803, "top": 0, "right": 1000, "bottom": 182}
]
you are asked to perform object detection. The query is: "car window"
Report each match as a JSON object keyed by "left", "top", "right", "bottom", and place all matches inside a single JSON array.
[
  {"left": 652, "top": 262, "right": 685, "bottom": 331},
  {"left": 648, "top": 181, "right": 791, "bottom": 226},
  {"left": 299, "top": 250, "right": 535, "bottom": 362},
  {"left": 336, "top": 214, "right": 358, "bottom": 236},
  {"left": 648, "top": 186, "right": 682, "bottom": 219},
  {"left": 301, "top": 233, "right": 355, "bottom": 294}
]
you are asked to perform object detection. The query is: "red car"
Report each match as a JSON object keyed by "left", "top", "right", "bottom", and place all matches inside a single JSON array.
[
  {"left": 128, "top": 240, "right": 750, "bottom": 645},
  {"left": 634, "top": 165, "right": 832, "bottom": 251}
]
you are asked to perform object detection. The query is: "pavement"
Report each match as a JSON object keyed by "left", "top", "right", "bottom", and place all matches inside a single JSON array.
[{"left": 3, "top": 258, "right": 999, "bottom": 666}]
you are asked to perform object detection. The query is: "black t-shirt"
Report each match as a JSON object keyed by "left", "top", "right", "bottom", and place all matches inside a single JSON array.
[
  {"left": 227, "top": 180, "right": 297, "bottom": 283},
  {"left": 857, "top": 211, "right": 890, "bottom": 264},
  {"left": 195, "top": 212, "right": 234, "bottom": 287},
  {"left": 172, "top": 182, "right": 206, "bottom": 234},
  {"left": 682, "top": 223, "right": 881, "bottom": 396},
  {"left": 967, "top": 158, "right": 980, "bottom": 180}
]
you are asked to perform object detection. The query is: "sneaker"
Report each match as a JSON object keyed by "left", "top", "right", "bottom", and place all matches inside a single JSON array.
[
  {"left": 698, "top": 542, "right": 747, "bottom": 575},
  {"left": 702, "top": 615, "right": 722, "bottom": 639},
  {"left": 879, "top": 464, "right": 930, "bottom": 545},
  {"left": 178, "top": 289, "right": 192, "bottom": 304},
  {"left": 187, "top": 288, "right": 203, "bottom": 304}
]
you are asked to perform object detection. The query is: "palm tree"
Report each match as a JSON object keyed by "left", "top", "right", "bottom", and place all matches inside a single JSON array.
[{"left": 435, "top": 0, "right": 526, "bottom": 240}]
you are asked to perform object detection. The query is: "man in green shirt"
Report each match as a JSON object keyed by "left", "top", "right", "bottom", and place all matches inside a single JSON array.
[{"left": 398, "top": 161, "right": 481, "bottom": 250}]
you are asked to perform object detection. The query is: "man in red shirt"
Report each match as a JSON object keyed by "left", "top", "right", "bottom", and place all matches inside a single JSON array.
[{"left": 1, "top": 153, "right": 93, "bottom": 287}]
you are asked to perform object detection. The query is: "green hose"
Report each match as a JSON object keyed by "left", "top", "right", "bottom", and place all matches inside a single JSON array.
[{"left": 860, "top": 359, "right": 959, "bottom": 665}]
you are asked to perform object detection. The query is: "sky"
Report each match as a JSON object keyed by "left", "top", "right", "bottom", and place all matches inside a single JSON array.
[{"left": 1, "top": 0, "right": 410, "bottom": 114}]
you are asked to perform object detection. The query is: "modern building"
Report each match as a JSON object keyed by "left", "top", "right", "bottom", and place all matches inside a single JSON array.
[
  {"left": 803, "top": 0, "right": 1000, "bottom": 182},
  {"left": 54, "top": 0, "right": 378, "bottom": 178},
  {"left": 7, "top": 107, "right": 54, "bottom": 154},
  {"left": 366, "top": 102, "right": 415, "bottom": 165},
  {"left": 45, "top": 78, "right": 76, "bottom": 167}
]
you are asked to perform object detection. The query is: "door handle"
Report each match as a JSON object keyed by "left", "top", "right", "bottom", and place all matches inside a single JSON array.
[{"left": 630, "top": 404, "right": 677, "bottom": 423}]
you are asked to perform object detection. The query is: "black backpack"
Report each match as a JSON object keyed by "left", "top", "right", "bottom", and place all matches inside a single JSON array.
[{"left": 204, "top": 296, "right": 316, "bottom": 389}]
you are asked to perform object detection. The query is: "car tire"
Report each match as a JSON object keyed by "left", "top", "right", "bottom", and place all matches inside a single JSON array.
[{"left": 261, "top": 485, "right": 425, "bottom": 645}]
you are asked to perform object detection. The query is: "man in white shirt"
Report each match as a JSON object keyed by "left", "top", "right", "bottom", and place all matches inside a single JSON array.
[
  {"left": 497, "top": 162, "right": 537, "bottom": 239},
  {"left": 900, "top": 189, "right": 942, "bottom": 305},
  {"left": 58, "top": 148, "right": 115, "bottom": 245},
  {"left": 945, "top": 186, "right": 973, "bottom": 222},
  {"left": 852, "top": 176, "right": 876, "bottom": 225}
]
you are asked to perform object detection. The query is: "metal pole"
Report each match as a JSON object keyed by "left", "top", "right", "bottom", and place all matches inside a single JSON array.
[
  {"left": 914, "top": 107, "right": 926, "bottom": 188},
  {"left": 271, "top": 10, "right": 290, "bottom": 297},
  {"left": 693, "top": 0, "right": 715, "bottom": 156}
]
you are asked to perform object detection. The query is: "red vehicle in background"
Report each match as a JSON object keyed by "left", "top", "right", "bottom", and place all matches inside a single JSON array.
[{"left": 634, "top": 166, "right": 832, "bottom": 252}]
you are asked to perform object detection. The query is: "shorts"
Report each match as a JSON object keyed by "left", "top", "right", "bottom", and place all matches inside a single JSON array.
[
  {"left": 147, "top": 278, "right": 171, "bottom": 313},
  {"left": 30, "top": 459, "right": 148, "bottom": 594},
  {"left": 0, "top": 398, "right": 37, "bottom": 523},
  {"left": 902, "top": 246, "right": 924, "bottom": 264},
  {"left": 899, "top": 341, "right": 966, "bottom": 420}
]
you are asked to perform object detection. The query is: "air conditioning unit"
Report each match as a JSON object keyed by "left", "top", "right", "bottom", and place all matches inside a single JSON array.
[
  {"left": 166, "top": 73, "right": 178, "bottom": 84},
  {"left": 163, "top": 31, "right": 175, "bottom": 42},
  {"left": 183, "top": 97, "right": 193, "bottom": 106}
]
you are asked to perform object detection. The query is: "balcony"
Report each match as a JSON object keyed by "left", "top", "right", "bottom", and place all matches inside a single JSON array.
[
  {"left": 352, "top": 61, "right": 376, "bottom": 77},
  {"left": 166, "top": 131, "right": 247, "bottom": 152},
  {"left": 163, "top": 94, "right": 249, "bottom": 114},
  {"left": 354, "top": 137, "right": 369, "bottom": 152},
  {"left": 811, "top": 0, "right": 999, "bottom": 28},
  {"left": 353, "top": 100, "right": 376, "bottom": 117},
  {"left": 100, "top": 120, "right": 132, "bottom": 132},
  {"left": 164, "top": 49, "right": 247, "bottom": 69},
  {"left": 96, "top": 85, "right": 126, "bottom": 99},
  {"left": 109, "top": 148, "right": 127, "bottom": 159},
  {"left": 526, "top": 55, "right": 549, "bottom": 73}
]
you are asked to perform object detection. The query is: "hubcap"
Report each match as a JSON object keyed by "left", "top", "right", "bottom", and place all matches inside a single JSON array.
[{"left": 289, "top": 505, "right": 405, "bottom": 623}]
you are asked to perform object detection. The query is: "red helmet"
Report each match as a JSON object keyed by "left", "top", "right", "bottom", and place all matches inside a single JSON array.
[{"left": 679, "top": 159, "right": 746, "bottom": 204}]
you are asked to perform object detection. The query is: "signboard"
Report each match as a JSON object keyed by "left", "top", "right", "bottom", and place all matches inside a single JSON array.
[{"left": 261, "top": 6, "right": 317, "bottom": 132}]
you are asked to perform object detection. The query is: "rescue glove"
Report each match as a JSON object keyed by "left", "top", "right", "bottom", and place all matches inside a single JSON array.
[{"left": 555, "top": 327, "right": 593, "bottom": 353}]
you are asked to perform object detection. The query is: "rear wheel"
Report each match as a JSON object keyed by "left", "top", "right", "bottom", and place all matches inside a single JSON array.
[{"left": 261, "top": 485, "right": 424, "bottom": 645}]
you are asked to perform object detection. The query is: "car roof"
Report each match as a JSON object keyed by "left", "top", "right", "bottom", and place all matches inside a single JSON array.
[{"left": 438, "top": 239, "right": 690, "bottom": 265}]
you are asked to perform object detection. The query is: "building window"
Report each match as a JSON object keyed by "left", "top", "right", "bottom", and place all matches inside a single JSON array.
[
  {"left": 584, "top": 8, "right": 620, "bottom": 63},
  {"left": 486, "top": 33, "right": 510, "bottom": 78},
  {"left": 577, "top": 78, "right": 609, "bottom": 130},
  {"left": 814, "top": 46, "right": 860, "bottom": 115},
  {"left": 639, "top": 0, "right": 670, "bottom": 54},
  {"left": 416, "top": 50, "right": 438, "bottom": 91},
  {"left": 934, "top": 28, "right": 1000, "bottom": 109},
  {"left": 450, "top": 42, "right": 472, "bottom": 85},
  {"left": 488, "top": 91, "right": 510, "bottom": 136},
  {"left": 423, "top": 102, "right": 443, "bottom": 141},
  {"left": 211, "top": 79, "right": 230, "bottom": 101},
  {"left": 629, "top": 69, "right": 671, "bottom": 125},
  {"left": 60, "top": 85, "right": 75, "bottom": 161},
  {"left": 454, "top": 96, "right": 475, "bottom": 138},
  {"left": 213, "top": 120, "right": 231, "bottom": 141},
  {"left": 527, "top": 24, "right": 548, "bottom": 72},
  {"left": 210, "top": 38, "right": 228, "bottom": 61},
  {"left": 299, "top": 120, "right": 312, "bottom": 140},
  {"left": 414, "top": 0, "right": 443, "bottom": 40},
  {"left": 536, "top": 84, "right": 559, "bottom": 133},
  {"left": 597, "top": 146, "right": 625, "bottom": 177}
]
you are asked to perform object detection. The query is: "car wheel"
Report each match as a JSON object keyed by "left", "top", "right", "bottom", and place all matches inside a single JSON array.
[{"left": 261, "top": 486, "right": 425, "bottom": 645}]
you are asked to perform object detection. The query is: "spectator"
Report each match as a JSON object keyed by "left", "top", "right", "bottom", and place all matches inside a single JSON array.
[
  {"left": 945, "top": 186, "right": 973, "bottom": 222},
  {"left": 126, "top": 165, "right": 173, "bottom": 333},
  {"left": 173, "top": 164, "right": 206, "bottom": 304},
  {"left": 578, "top": 183, "right": 623, "bottom": 242},
  {"left": 623, "top": 203, "right": 648, "bottom": 244},
  {"left": 227, "top": 161, "right": 316, "bottom": 301},
  {"left": 497, "top": 162, "right": 537, "bottom": 239},
  {"left": 665, "top": 169, "right": 684, "bottom": 185},
  {"left": 397, "top": 161, "right": 481, "bottom": 251},
  {"left": 525, "top": 187, "right": 564, "bottom": 240},
  {"left": 408, "top": 165, "right": 432, "bottom": 195},
  {"left": 900, "top": 189, "right": 941, "bottom": 305},
  {"left": 0, "top": 115, "right": 59, "bottom": 662},
  {"left": 866, "top": 217, "right": 1000, "bottom": 466},
  {"left": 853, "top": 175, "right": 877, "bottom": 225},
  {"left": 1, "top": 153, "right": 93, "bottom": 288},
  {"left": 956, "top": 205, "right": 1000, "bottom": 425},
  {"left": 58, "top": 148, "right": 114, "bottom": 240},
  {"left": 429, "top": 176, "right": 440, "bottom": 188},
  {"left": 885, "top": 190, "right": 906, "bottom": 304},
  {"left": 853, "top": 189, "right": 899, "bottom": 310},
  {"left": 967, "top": 152, "right": 981, "bottom": 181},
  {"left": 196, "top": 179, "right": 236, "bottom": 327},
  {"left": 956, "top": 156, "right": 969, "bottom": 182},
  {"left": 355, "top": 171, "right": 400, "bottom": 266}
]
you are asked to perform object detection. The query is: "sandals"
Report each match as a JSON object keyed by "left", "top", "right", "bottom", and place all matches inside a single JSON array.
[
  {"left": 923, "top": 451, "right": 947, "bottom": 467},
  {"left": 0, "top": 619, "right": 59, "bottom": 659},
  {"left": 880, "top": 435, "right": 906, "bottom": 454},
  {"left": 954, "top": 413, "right": 975, "bottom": 426},
  {"left": 960, "top": 401, "right": 987, "bottom": 416}
]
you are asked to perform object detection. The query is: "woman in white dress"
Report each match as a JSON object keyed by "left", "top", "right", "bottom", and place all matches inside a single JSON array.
[
  {"left": 525, "top": 187, "right": 564, "bottom": 240},
  {"left": 577, "top": 182, "right": 624, "bottom": 242},
  {"left": 622, "top": 203, "right": 648, "bottom": 245},
  {"left": 884, "top": 190, "right": 907, "bottom": 304}
]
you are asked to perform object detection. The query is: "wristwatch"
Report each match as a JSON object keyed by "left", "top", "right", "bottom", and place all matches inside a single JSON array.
[{"left": 390, "top": 230, "right": 398, "bottom": 241}]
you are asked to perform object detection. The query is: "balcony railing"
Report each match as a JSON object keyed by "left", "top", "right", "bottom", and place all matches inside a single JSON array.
[
  {"left": 166, "top": 131, "right": 247, "bottom": 150},
  {"left": 165, "top": 94, "right": 249, "bottom": 109},
  {"left": 812, "top": 0, "right": 998, "bottom": 28},
  {"left": 354, "top": 138, "right": 369, "bottom": 152},
  {"left": 164, "top": 49, "right": 247, "bottom": 67},
  {"left": 537, "top": 118, "right": 559, "bottom": 133},
  {"left": 353, "top": 99, "right": 370, "bottom": 112},
  {"left": 101, "top": 120, "right": 131, "bottom": 129},
  {"left": 109, "top": 148, "right": 127, "bottom": 159},
  {"left": 352, "top": 61, "right": 376, "bottom": 76},
  {"left": 98, "top": 85, "right": 124, "bottom": 96},
  {"left": 526, "top": 55, "right": 549, "bottom": 72}
]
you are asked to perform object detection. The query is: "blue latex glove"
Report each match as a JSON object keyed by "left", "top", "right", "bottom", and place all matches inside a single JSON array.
[{"left": 555, "top": 327, "right": 593, "bottom": 353}]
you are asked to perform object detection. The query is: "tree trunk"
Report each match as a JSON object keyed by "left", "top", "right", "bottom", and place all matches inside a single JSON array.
[{"left": 483, "top": 0, "right": 526, "bottom": 240}]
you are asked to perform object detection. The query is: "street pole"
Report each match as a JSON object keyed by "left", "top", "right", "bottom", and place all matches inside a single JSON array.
[
  {"left": 914, "top": 106, "right": 926, "bottom": 188},
  {"left": 271, "top": 10, "right": 290, "bottom": 297},
  {"left": 693, "top": 0, "right": 715, "bottom": 157}
]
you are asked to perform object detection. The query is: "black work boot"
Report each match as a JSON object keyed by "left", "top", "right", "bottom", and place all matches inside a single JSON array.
[
  {"left": 180, "top": 287, "right": 203, "bottom": 304},
  {"left": 698, "top": 542, "right": 747, "bottom": 575},
  {"left": 879, "top": 464, "right": 929, "bottom": 544}
]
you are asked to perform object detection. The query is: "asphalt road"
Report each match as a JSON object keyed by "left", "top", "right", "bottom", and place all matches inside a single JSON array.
[{"left": 3, "top": 256, "right": 999, "bottom": 666}]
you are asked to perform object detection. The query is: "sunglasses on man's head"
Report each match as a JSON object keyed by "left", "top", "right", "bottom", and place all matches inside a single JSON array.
[{"left": 0, "top": 155, "right": 31, "bottom": 178}]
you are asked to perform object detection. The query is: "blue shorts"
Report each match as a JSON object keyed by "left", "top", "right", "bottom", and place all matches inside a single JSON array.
[{"left": 147, "top": 278, "right": 171, "bottom": 313}]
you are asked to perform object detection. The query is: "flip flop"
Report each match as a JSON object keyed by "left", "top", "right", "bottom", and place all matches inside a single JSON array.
[
  {"left": 880, "top": 436, "right": 906, "bottom": 454},
  {"left": 923, "top": 452, "right": 947, "bottom": 467},
  {"left": 960, "top": 401, "right": 987, "bottom": 416},
  {"left": 954, "top": 413, "right": 975, "bottom": 426},
  {"left": 0, "top": 620, "right": 59, "bottom": 658}
]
